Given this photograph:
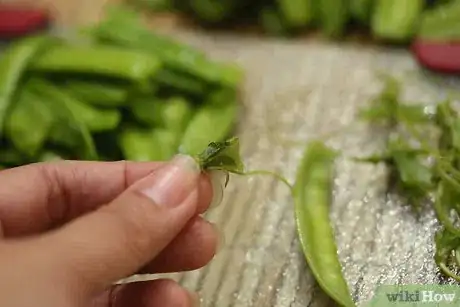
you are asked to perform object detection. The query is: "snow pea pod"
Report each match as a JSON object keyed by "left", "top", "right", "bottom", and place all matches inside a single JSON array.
[
  {"left": 418, "top": 0, "right": 460, "bottom": 41},
  {"left": 31, "top": 45, "right": 161, "bottom": 84},
  {"left": 0, "top": 35, "right": 57, "bottom": 137},
  {"left": 91, "top": 8, "right": 243, "bottom": 88},
  {"left": 317, "top": 0, "right": 349, "bottom": 37},
  {"left": 180, "top": 99, "right": 237, "bottom": 156},
  {"left": 64, "top": 79, "right": 128, "bottom": 107},
  {"left": 119, "top": 127, "right": 178, "bottom": 161},
  {"left": 294, "top": 141, "right": 354, "bottom": 307},
  {"left": 350, "top": 0, "right": 373, "bottom": 24},
  {"left": 5, "top": 85, "right": 54, "bottom": 157},
  {"left": 372, "top": 0, "right": 424, "bottom": 42},
  {"left": 277, "top": 0, "right": 313, "bottom": 28}
]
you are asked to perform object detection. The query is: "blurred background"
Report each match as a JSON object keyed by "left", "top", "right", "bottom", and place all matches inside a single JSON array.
[{"left": 1, "top": 1, "right": 460, "bottom": 306}]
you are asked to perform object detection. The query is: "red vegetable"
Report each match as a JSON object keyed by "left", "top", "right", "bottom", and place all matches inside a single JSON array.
[
  {"left": 412, "top": 39, "right": 460, "bottom": 74},
  {"left": 0, "top": 6, "right": 50, "bottom": 39}
]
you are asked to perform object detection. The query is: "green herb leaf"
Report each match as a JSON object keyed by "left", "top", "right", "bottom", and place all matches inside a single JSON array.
[{"left": 195, "top": 136, "right": 244, "bottom": 173}]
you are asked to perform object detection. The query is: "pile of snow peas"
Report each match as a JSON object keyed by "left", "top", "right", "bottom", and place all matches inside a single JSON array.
[
  {"left": 0, "top": 5, "right": 243, "bottom": 168},
  {"left": 133, "top": 0, "right": 458, "bottom": 42}
]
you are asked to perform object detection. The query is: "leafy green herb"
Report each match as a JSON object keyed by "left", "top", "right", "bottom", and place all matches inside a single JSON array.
[{"left": 357, "top": 73, "right": 460, "bottom": 282}]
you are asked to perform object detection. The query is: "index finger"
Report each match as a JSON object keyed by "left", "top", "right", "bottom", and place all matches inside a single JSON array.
[{"left": 0, "top": 160, "right": 212, "bottom": 237}]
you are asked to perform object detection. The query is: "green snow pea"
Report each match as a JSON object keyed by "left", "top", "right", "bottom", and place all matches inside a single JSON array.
[
  {"left": 372, "top": 0, "right": 424, "bottom": 42},
  {"left": 294, "top": 141, "right": 354, "bottom": 307},
  {"left": 64, "top": 79, "right": 129, "bottom": 107},
  {"left": 119, "top": 127, "right": 178, "bottom": 161},
  {"left": 276, "top": 0, "right": 313, "bottom": 28},
  {"left": 317, "top": 0, "right": 349, "bottom": 37},
  {"left": 5, "top": 85, "right": 54, "bottom": 157},
  {"left": 31, "top": 45, "right": 161, "bottom": 84},
  {"left": 131, "top": 96, "right": 192, "bottom": 132},
  {"left": 350, "top": 0, "right": 374, "bottom": 24},
  {"left": 91, "top": 7, "right": 244, "bottom": 87},
  {"left": 418, "top": 0, "right": 460, "bottom": 41},
  {"left": 180, "top": 99, "right": 237, "bottom": 156},
  {"left": 27, "top": 79, "right": 98, "bottom": 160},
  {"left": 0, "top": 35, "right": 57, "bottom": 136}
]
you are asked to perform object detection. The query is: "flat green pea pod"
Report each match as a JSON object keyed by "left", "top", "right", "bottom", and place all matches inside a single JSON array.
[
  {"left": 31, "top": 45, "right": 161, "bottom": 84},
  {"left": 317, "top": 0, "right": 349, "bottom": 37},
  {"left": 350, "top": 0, "right": 373, "bottom": 24},
  {"left": 5, "top": 85, "right": 54, "bottom": 157},
  {"left": 119, "top": 127, "right": 178, "bottom": 161},
  {"left": 418, "top": 0, "right": 460, "bottom": 41},
  {"left": 189, "top": 0, "right": 236, "bottom": 23},
  {"left": 372, "top": 0, "right": 424, "bottom": 42},
  {"left": 131, "top": 96, "right": 193, "bottom": 132},
  {"left": 153, "top": 97, "right": 193, "bottom": 132},
  {"left": 27, "top": 79, "right": 98, "bottom": 160},
  {"left": 0, "top": 35, "right": 57, "bottom": 136},
  {"left": 259, "top": 6, "right": 290, "bottom": 36},
  {"left": 155, "top": 69, "right": 208, "bottom": 96},
  {"left": 294, "top": 141, "right": 355, "bottom": 307},
  {"left": 0, "top": 147, "right": 29, "bottom": 167},
  {"left": 180, "top": 100, "right": 237, "bottom": 156},
  {"left": 63, "top": 79, "right": 129, "bottom": 107},
  {"left": 276, "top": 0, "right": 314, "bottom": 28},
  {"left": 58, "top": 90, "right": 121, "bottom": 132},
  {"left": 90, "top": 7, "right": 244, "bottom": 88}
]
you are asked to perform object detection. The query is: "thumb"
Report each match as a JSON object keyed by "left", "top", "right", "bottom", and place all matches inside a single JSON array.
[{"left": 43, "top": 154, "right": 201, "bottom": 292}]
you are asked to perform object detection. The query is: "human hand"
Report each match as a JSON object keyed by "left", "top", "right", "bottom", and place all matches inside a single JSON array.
[{"left": 0, "top": 155, "right": 223, "bottom": 307}]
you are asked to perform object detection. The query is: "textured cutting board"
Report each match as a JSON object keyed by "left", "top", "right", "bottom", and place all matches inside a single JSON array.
[
  {"left": 119, "top": 29, "right": 460, "bottom": 307},
  {"left": 3, "top": 1, "right": 460, "bottom": 305}
]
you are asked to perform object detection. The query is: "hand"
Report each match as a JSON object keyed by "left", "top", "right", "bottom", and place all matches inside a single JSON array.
[{"left": 0, "top": 155, "right": 223, "bottom": 307}]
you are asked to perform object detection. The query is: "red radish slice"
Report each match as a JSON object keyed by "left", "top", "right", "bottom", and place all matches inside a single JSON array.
[
  {"left": 412, "top": 39, "right": 460, "bottom": 74},
  {"left": 0, "top": 7, "right": 50, "bottom": 39}
]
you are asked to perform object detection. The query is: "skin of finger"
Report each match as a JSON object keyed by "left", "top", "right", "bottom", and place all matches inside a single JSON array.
[
  {"left": 0, "top": 161, "right": 212, "bottom": 237},
  {"left": 40, "top": 187, "right": 200, "bottom": 294},
  {"left": 140, "top": 216, "right": 218, "bottom": 273},
  {"left": 107, "top": 279, "right": 196, "bottom": 307}
]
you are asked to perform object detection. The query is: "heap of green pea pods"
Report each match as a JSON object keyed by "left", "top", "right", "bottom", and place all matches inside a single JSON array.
[
  {"left": 132, "top": 0, "right": 460, "bottom": 43},
  {"left": 0, "top": 5, "right": 243, "bottom": 168}
]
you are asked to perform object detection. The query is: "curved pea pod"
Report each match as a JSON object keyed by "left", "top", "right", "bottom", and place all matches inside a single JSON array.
[
  {"left": 64, "top": 79, "right": 129, "bottom": 107},
  {"left": 0, "top": 35, "right": 57, "bottom": 136},
  {"left": 131, "top": 96, "right": 193, "bottom": 132},
  {"left": 119, "top": 127, "right": 178, "bottom": 161},
  {"left": 27, "top": 79, "right": 97, "bottom": 160},
  {"left": 57, "top": 90, "right": 121, "bottom": 132},
  {"left": 5, "top": 86, "right": 54, "bottom": 157},
  {"left": 179, "top": 100, "right": 237, "bottom": 156},
  {"left": 317, "top": 0, "right": 349, "bottom": 37},
  {"left": 30, "top": 45, "right": 161, "bottom": 85},
  {"left": 371, "top": 0, "right": 424, "bottom": 42},
  {"left": 91, "top": 8, "right": 244, "bottom": 88},
  {"left": 417, "top": 0, "right": 460, "bottom": 41},
  {"left": 294, "top": 141, "right": 355, "bottom": 307},
  {"left": 259, "top": 6, "right": 290, "bottom": 36},
  {"left": 189, "top": 0, "right": 236, "bottom": 23},
  {"left": 350, "top": 0, "right": 373, "bottom": 24},
  {"left": 0, "top": 147, "right": 29, "bottom": 167},
  {"left": 155, "top": 69, "right": 208, "bottom": 96},
  {"left": 276, "top": 0, "right": 313, "bottom": 28}
]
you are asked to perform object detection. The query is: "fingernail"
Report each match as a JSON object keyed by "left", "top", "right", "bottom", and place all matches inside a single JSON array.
[
  {"left": 142, "top": 154, "right": 200, "bottom": 207},
  {"left": 209, "top": 171, "right": 227, "bottom": 209}
]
